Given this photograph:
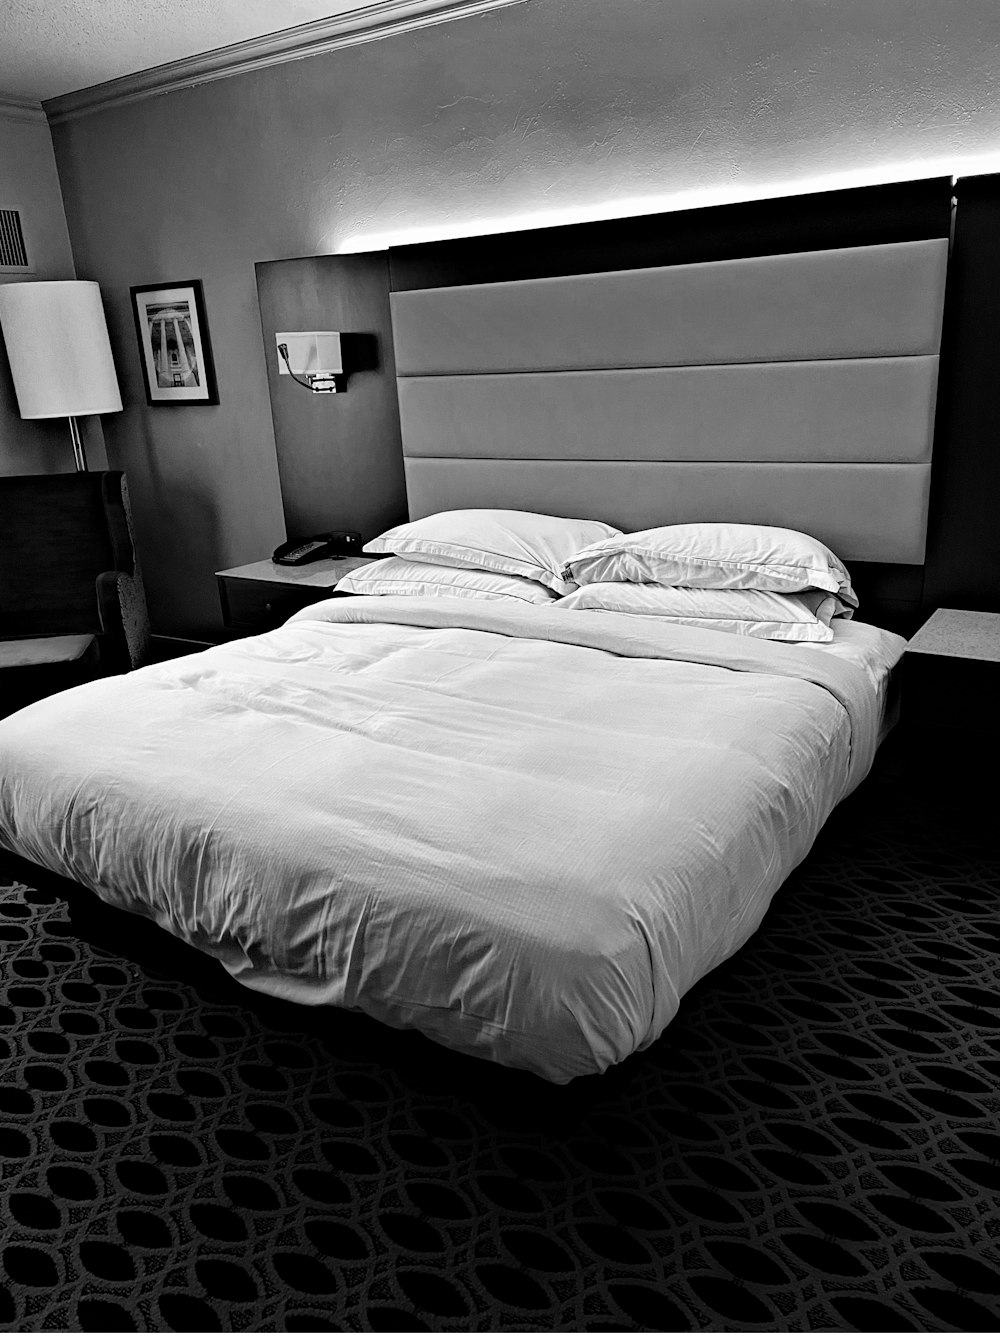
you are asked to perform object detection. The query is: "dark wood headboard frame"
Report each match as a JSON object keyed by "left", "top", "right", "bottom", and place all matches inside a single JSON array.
[{"left": 260, "top": 175, "right": 1000, "bottom": 635}]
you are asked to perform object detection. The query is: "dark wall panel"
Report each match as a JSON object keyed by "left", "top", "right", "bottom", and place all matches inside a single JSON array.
[
  {"left": 923, "top": 173, "right": 1000, "bottom": 612},
  {"left": 255, "top": 253, "right": 407, "bottom": 545},
  {"left": 257, "top": 179, "right": 963, "bottom": 633},
  {"left": 390, "top": 179, "right": 952, "bottom": 291}
]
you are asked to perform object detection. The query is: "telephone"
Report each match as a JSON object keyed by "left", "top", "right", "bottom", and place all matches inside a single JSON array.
[{"left": 272, "top": 530, "right": 362, "bottom": 565}]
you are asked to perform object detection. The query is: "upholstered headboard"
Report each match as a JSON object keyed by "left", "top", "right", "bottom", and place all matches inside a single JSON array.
[{"left": 389, "top": 238, "right": 948, "bottom": 565}]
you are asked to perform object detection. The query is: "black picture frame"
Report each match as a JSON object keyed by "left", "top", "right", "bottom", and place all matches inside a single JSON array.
[{"left": 130, "top": 279, "right": 219, "bottom": 406}]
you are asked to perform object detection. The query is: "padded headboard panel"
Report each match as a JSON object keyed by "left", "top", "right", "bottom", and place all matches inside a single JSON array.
[{"left": 389, "top": 238, "right": 948, "bottom": 564}]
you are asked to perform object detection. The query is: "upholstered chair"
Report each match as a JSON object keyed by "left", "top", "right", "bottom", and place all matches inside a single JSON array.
[{"left": 0, "top": 471, "right": 150, "bottom": 717}]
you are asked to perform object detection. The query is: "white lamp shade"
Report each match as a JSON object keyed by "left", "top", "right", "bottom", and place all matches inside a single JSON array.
[
  {"left": 0, "top": 279, "right": 122, "bottom": 418},
  {"left": 276, "top": 331, "right": 343, "bottom": 375}
]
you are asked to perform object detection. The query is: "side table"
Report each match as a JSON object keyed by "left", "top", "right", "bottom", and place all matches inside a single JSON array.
[
  {"left": 215, "top": 556, "right": 375, "bottom": 635},
  {"left": 889, "top": 608, "right": 1000, "bottom": 800}
]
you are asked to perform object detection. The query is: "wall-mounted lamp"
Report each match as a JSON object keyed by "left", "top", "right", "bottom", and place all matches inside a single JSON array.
[
  {"left": 276, "top": 331, "right": 345, "bottom": 393},
  {"left": 0, "top": 279, "right": 123, "bottom": 471}
]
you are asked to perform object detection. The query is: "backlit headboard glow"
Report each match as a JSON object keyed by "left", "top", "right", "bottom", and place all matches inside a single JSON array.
[{"left": 339, "top": 155, "right": 978, "bottom": 254}]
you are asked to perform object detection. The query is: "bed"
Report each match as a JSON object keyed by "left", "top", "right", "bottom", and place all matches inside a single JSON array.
[{"left": 0, "top": 236, "right": 947, "bottom": 1082}]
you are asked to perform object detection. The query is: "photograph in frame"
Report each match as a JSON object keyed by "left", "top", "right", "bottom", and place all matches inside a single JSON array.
[{"left": 130, "top": 280, "right": 218, "bottom": 405}]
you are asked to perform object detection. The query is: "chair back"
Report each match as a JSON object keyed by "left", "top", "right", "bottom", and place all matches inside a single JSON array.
[{"left": 0, "top": 472, "right": 140, "bottom": 660}]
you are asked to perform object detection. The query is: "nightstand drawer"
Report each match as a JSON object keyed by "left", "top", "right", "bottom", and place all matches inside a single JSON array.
[
  {"left": 215, "top": 556, "right": 373, "bottom": 636},
  {"left": 219, "top": 578, "right": 334, "bottom": 631},
  {"left": 903, "top": 654, "right": 1000, "bottom": 739}
]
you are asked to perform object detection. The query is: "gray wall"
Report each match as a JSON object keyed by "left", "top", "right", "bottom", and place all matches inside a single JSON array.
[
  {"left": 0, "top": 111, "right": 109, "bottom": 475},
  {"left": 48, "top": 0, "right": 1000, "bottom": 638}
]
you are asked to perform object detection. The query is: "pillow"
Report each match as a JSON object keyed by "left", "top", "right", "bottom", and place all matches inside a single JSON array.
[
  {"left": 565, "top": 522, "right": 857, "bottom": 608},
  {"left": 337, "top": 556, "right": 558, "bottom": 604},
  {"left": 364, "top": 509, "right": 620, "bottom": 595},
  {"left": 554, "top": 583, "right": 849, "bottom": 642}
]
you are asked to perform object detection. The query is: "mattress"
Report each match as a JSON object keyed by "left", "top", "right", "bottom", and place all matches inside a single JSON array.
[
  {"left": 794, "top": 618, "right": 905, "bottom": 740},
  {"left": 0, "top": 597, "right": 899, "bottom": 1082}
]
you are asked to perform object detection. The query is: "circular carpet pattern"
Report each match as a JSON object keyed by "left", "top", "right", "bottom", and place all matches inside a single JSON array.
[{"left": 1, "top": 777, "right": 999, "bottom": 1330}]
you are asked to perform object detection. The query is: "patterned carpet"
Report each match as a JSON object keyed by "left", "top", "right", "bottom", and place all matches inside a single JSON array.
[{"left": 1, "top": 758, "right": 999, "bottom": 1332}]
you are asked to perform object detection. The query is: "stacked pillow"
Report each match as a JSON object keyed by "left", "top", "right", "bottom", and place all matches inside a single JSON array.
[
  {"left": 558, "top": 523, "right": 857, "bottom": 642},
  {"left": 339, "top": 512, "right": 856, "bottom": 643},
  {"left": 337, "top": 556, "right": 559, "bottom": 605},
  {"left": 338, "top": 509, "right": 620, "bottom": 605}
]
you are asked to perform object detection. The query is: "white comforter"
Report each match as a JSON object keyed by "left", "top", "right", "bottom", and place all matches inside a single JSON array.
[{"left": 0, "top": 597, "right": 881, "bottom": 1082}]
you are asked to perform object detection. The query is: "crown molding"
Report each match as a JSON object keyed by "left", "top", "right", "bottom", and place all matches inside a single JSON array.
[
  {"left": 43, "top": 0, "right": 529, "bottom": 125},
  {"left": 0, "top": 95, "right": 46, "bottom": 124}
]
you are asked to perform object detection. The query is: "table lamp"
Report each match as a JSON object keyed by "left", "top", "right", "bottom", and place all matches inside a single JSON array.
[{"left": 0, "top": 279, "right": 123, "bottom": 471}]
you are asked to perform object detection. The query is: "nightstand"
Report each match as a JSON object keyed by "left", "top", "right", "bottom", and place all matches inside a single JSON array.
[
  {"left": 215, "top": 556, "right": 375, "bottom": 634},
  {"left": 891, "top": 608, "right": 1000, "bottom": 795}
]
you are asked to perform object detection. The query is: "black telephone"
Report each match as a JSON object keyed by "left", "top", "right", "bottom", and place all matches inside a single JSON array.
[{"left": 272, "top": 530, "right": 362, "bottom": 565}]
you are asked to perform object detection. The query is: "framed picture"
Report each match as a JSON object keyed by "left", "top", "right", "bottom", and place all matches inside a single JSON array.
[{"left": 130, "top": 280, "right": 218, "bottom": 405}]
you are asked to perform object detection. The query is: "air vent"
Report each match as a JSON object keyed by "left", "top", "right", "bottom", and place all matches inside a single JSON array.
[{"left": 0, "top": 210, "right": 31, "bottom": 272}]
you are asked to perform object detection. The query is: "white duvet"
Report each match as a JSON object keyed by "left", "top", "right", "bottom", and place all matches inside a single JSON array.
[{"left": 0, "top": 597, "right": 889, "bottom": 1082}]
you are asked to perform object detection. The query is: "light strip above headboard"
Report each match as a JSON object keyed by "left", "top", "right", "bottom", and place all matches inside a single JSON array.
[{"left": 389, "top": 238, "right": 949, "bottom": 563}]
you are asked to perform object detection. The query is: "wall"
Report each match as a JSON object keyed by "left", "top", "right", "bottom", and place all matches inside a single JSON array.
[
  {"left": 0, "top": 110, "right": 109, "bottom": 474},
  {"left": 923, "top": 173, "right": 1000, "bottom": 612},
  {"left": 256, "top": 253, "right": 408, "bottom": 547},
  {"left": 48, "top": 0, "right": 1000, "bottom": 638}
]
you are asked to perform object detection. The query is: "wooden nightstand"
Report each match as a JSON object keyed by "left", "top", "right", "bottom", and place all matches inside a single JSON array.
[
  {"left": 215, "top": 556, "right": 375, "bottom": 634},
  {"left": 889, "top": 608, "right": 1000, "bottom": 797}
]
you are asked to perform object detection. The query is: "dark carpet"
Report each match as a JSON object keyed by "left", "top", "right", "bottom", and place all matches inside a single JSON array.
[{"left": 1, "top": 758, "right": 999, "bottom": 1332}]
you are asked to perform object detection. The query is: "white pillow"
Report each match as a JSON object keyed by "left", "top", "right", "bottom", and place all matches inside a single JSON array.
[
  {"left": 364, "top": 509, "right": 620, "bottom": 595},
  {"left": 565, "top": 522, "right": 857, "bottom": 608},
  {"left": 338, "top": 557, "right": 558, "bottom": 604},
  {"left": 555, "top": 583, "right": 849, "bottom": 642}
]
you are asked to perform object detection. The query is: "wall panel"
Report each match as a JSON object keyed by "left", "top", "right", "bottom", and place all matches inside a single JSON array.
[
  {"left": 923, "top": 173, "right": 1000, "bottom": 611},
  {"left": 255, "top": 253, "right": 407, "bottom": 545}
]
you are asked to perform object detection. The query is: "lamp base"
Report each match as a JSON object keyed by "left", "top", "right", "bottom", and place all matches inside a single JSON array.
[{"left": 68, "top": 416, "right": 88, "bottom": 472}]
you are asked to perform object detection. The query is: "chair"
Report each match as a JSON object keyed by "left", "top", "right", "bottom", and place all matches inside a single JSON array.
[{"left": 0, "top": 471, "right": 150, "bottom": 717}]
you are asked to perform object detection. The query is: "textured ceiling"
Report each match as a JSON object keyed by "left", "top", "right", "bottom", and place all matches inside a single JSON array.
[{"left": 0, "top": 0, "right": 381, "bottom": 101}]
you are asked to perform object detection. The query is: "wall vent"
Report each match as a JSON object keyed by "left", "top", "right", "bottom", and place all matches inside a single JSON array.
[{"left": 0, "top": 210, "right": 32, "bottom": 272}]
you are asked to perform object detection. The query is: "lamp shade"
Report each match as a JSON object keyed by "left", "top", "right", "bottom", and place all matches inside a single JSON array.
[{"left": 0, "top": 279, "right": 122, "bottom": 419}]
